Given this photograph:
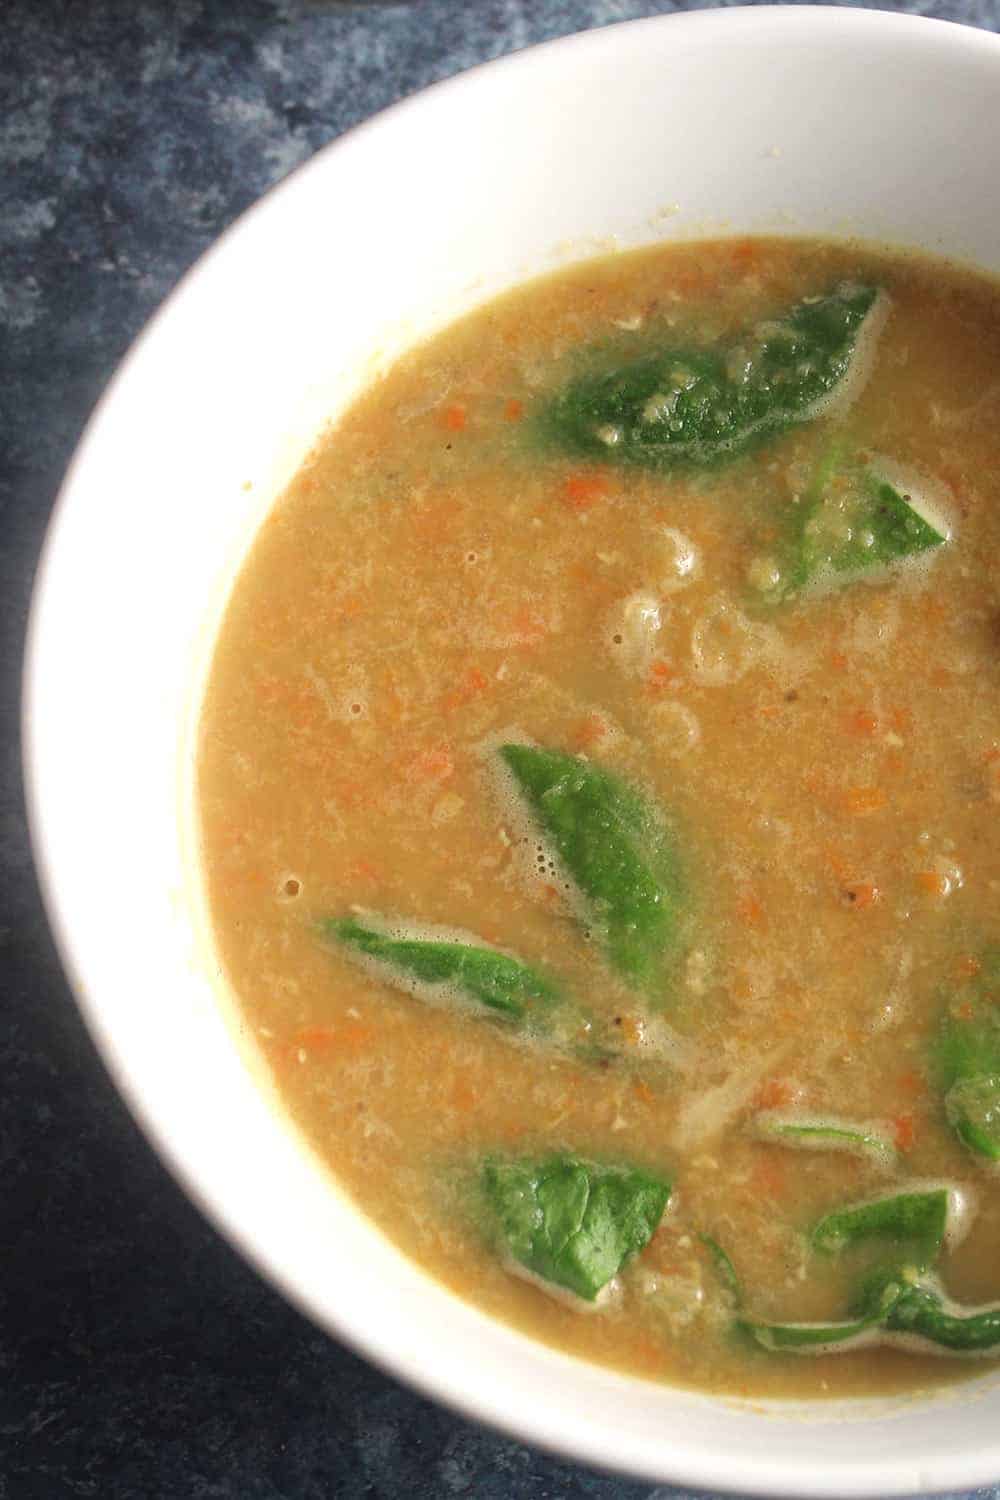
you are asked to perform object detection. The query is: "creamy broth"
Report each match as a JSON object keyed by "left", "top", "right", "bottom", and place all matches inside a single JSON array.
[{"left": 199, "top": 239, "right": 1000, "bottom": 1397}]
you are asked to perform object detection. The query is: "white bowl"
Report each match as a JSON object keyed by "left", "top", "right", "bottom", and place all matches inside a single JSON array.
[{"left": 24, "top": 8, "right": 1000, "bottom": 1494}]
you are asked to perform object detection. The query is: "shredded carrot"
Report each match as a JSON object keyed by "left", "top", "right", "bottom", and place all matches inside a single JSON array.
[
  {"left": 732, "top": 238, "right": 758, "bottom": 267},
  {"left": 757, "top": 703, "right": 781, "bottom": 721},
  {"left": 440, "top": 403, "right": 467, "bottom": 432},
  {"left": 751, "top": 1153, "right": 787, "bottom": 1199},
  {"left": 956, "top": 955, "right": 982, "bottom": 979},
  {"left": 561, "top": 470, "right": 611, "bottom": 511},
  {"left": 451, "top": 1078, "right": 478, "bottom": 1112},
  {"left": 825, "top": 847, "right": 853, "bottom": 883},
  {"left": 504, "top": 397, "right": 524, "bottom": 422},
  {"left": 736, "top": 891, "right": 765, "bottom": 927},
  {"left": 896, "top": 1070, "right": 923, "bottom": 1100},
  {"left": 890, "top": 706, "right": 913, "bottom": 735},
  {"left": 291, "top": 1020, "right": 375, "bottom": 1059},
  {"left": 631, "top": 1334, "right": 663, "bottom": 1372},
  {"left": 830, "top": 650, "right": 849, "bottom": 673},
  {"left": 842, "top": 786, "right": 887, "bottom": 817},
  {"left": 509, "top": 605, "right": 548, "bottom": 648},
  {"left": 843, "top": 882, "right": 880, "bottom": 910},
  {"left": 405, "top": 745, "right": 455, "bottom": 783},
  {"left": 329, "top": 778, "right": 374, "bottom": 812},
  {"left": 645, "top": 659, "right": 678, "bottom": 696},
  {"left": 440, "top": 665, "right": 488, "bottom": 714},
  {"left": 894, "top": 1114, "right": 916, "bottom": 1153},
  {"left": 351, "top": 858, "right": 380, "bottom": 883},
  {"left": 573, "top": 712, "right": 609, "bottom": 749},
  {"left": 915, "top": 870, "right": 949, "bottom": 897},
  {"left": 849, "top": 709, "right": 879, "bottom": 737},
  {"left": 291, "top": 1025, "right": 338, "bottom": 1055},
  {"left": 955, "top": 999, "right": 975, "bottom": 1021},
  {"left": 633, "top": 1080, "right": 655, "bottom": 1106},
  {"left": 754, "top": 1078, "right": 792, "bottom": 1110}
]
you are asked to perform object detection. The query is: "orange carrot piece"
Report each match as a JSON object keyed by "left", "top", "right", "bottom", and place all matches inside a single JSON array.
[
  {"left": 896, "top": 1070, "right": 923, "bottom": 1099},
  {"left": 573, "top": 713, "right": 608, "bottom": 749},
  {"left": 915, "top": 870, "right": 949, "bottom": 897},
  {"left": 830, "top": 650, "right": 849, "bottom": 673},
  {"left": 504, "top": 397, "right": 524, "bottom": 422},
  {"left": 849, "top": 709, "right": 879, "bottom": 737},
  {"left": 956, "top": 955, "right": 982, "bottom": 979},
  {"left": 843, "top": 786, "right": 887, "bottom": 817},
  {"left": 633, "top": 1080, "right": 655, "bottom": 1106},
  {"left": 645, "top": 659, "right": 678, "bottom": 697},
  {"left": 441, "top": 665, "right": 488, "bottom": 714},
  {"left": 754, "top": 1078, "right": 792, "bottom": 1110},
  {"left": 291, "top": 1021, "right": 375, "bottom": 1059},
  {"left": 292, "top": 1026, "right": 338, "bottom": 1055},
  {"left": 440, "top": 403, "right": 467, "bottom": 432},
  {"left": 736, "top": 891, "right": 765, "bottom": 927},
  {"left": 894, "top": 1114, "right": 916, "bottom": 1153},
  {"left": 408, "top": 745, "right": 454, "bottom": 782},
  {"left": 561, "top": 471, "right": 611, "bottom": 511},
  {"left": 510, "top": 606, "right": 547, "bottom": 647}
]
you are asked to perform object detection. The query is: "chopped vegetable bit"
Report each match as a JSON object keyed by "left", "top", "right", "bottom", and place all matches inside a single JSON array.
[
  {"left": 754, "top": 1112, "right": 896, "bottom": 1170},
  {"left": 811, "top": 1184, "right": 968, "bottom": 1263},
  {"left": 540, "top": 284, "right": 882, "bottom": 471},
  {"left": 934, "top": 952, "right": 1000, "bottom": 1163},
  {"left": 499, "top": 744, "right": 683, "bottom": 993},
  {"left": 482, "top": 1155, "right": 671, "bottom": 1303},
  {"left": 324, "top": 915, "right": 560, "bottom": 1025}
]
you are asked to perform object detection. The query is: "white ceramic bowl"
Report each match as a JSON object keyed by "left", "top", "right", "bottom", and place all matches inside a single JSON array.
[{"left": 24, "top": 8, "right": 1000, "bottom": 1493}]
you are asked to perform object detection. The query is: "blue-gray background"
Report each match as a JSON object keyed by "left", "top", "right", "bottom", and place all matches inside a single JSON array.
[{"left": 4, "top": 3, "right": 999, "bottom": 1496}]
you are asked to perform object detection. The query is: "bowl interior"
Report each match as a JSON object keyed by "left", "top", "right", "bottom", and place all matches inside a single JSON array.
[{"left": 24, "top": 8, "right": 1000, "bottom": 1494}]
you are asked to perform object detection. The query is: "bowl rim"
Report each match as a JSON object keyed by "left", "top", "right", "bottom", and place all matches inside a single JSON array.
[{"left": 22, "top": 7, "right": 1000, "bottom": 1494}]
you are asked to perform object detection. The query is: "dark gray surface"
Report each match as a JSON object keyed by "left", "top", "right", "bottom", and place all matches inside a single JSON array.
[{"left": 5, "top": 2, "right": 1000, "bottom": 1496}]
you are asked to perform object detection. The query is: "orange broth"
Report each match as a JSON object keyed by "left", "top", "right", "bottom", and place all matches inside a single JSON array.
[{"left": 198, "top": 238, "right": 1000, "bottom": 1396}]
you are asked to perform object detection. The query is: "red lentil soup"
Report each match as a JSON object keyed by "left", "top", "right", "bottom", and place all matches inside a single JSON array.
[{"left": 198, "top": 238, "right": 1000, "bottom": 1397}]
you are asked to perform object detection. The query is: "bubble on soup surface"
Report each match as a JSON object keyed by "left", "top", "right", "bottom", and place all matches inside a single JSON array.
[
  {"left": 655, "top": 525, "right": 699, "bottom": 593},
  {"left": 606, "top": 591, "right": 664, "bottom": 675},
  {"left": 690, "top": 598, "right": 794, "bottom": 686},
  {"left": 650, "top": 700, "right": 701, "bottom": 754}
]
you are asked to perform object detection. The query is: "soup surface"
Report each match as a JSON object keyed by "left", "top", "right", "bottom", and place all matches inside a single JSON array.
[{"left": 199, "top": 238, "right": 1000, "bottom": 1397}]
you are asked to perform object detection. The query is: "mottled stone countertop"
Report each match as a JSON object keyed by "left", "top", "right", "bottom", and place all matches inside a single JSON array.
[{"left": 4, "top": 2, "right": 1000, "bottom": 1496}]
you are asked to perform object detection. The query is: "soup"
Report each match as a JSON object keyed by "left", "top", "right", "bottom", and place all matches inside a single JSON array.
[{"left": 198, "top": 238, "right": 1000, "bottom": 1397}]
